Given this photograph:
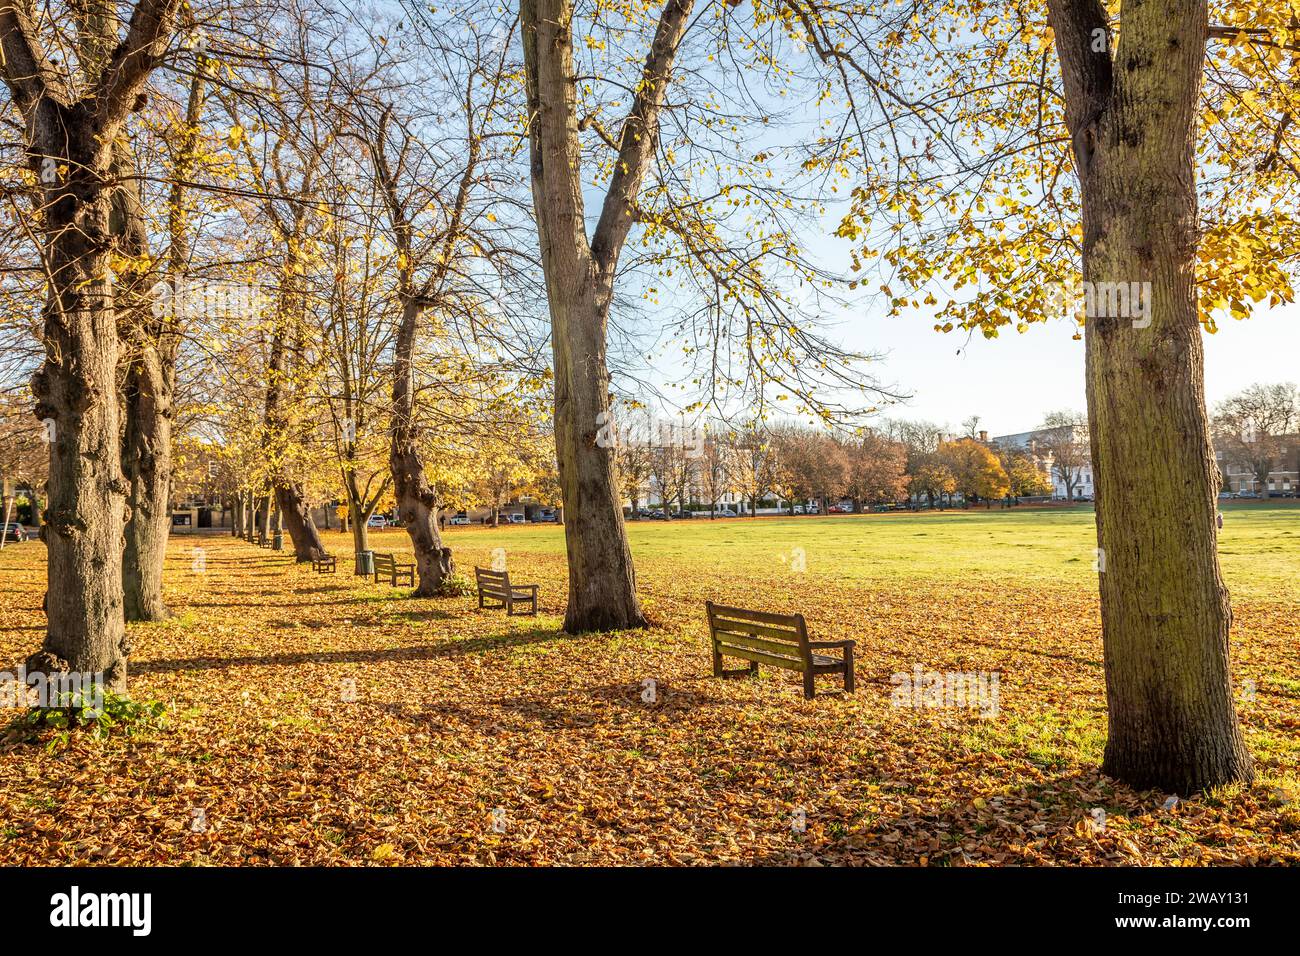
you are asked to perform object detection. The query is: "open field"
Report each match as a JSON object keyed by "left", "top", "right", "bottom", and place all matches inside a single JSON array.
[{"left": 1, "top": 504, "right": 1298, "bottom": 865}]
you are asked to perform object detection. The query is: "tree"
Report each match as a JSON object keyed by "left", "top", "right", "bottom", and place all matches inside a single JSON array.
[
  {"left": 316, "top": 166, "right": 394, "bottom": 555},
  {"left": 519, "top": 0, "right": 897, "bottom": 630},
  {"left": 120, "top": 34, "right": 212, "bottom": 620},
  {"left": 940, "top": 439, "right": 1010, "bottom": 505},
  {"left": 1213, "top": 383, "right": 1300, "bottom": 494},
  {"left": 907, "top": 457, "right": 956, "bottom": 509},
  {"left": 613, "top": 405, "right": 654, "bottom": 518},
  {"left": 343, "top": 14, "right": 525, "bottom": 595},
  {"left": 771, "top": 425, "right": 848, "bottom": 512},
  {"left": 219, "top": 14, "right": 332, "bottom": 562},
  {"left": 649, "top": 425, "right": 695, "bottom": 515},
  {"left": 811, "top": 0, "right": 1268, "bottom": 790},
  {"left": 518, "top": 0, "right": 689, "bottom": 631},
  {"left": 731, "top": 428, "right": 780, "bottom": 517},
  {"left": 841, "top": 430, "right": 908, "bottom": 508},
  {"left": 1038, "top": 411, "right": 1090, "bottom": 502},
  {"left": 698, "top": 433, "right": 736, "bottom": 517},
  {"left": 1, "top": 0, "right": 182, "bottom": 690},
  {"left": 998, "top": 446, "right": 1054, "bottom": 498}
]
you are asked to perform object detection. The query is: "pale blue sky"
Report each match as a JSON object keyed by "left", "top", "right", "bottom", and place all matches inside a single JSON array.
[{"left": 840, "top": 300, "right": 1300, "bottom": 436}]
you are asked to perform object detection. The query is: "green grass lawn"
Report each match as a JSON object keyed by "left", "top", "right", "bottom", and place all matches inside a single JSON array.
[{"left": 439, "top": 502, "right": 1300, "bottom": 600}]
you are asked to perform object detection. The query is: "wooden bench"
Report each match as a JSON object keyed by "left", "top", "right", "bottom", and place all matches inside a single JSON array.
[
  {"left": 474, "top": 567, "right": 538, "bottom": 616},
  {"left": 373, "top": 552, "right": 414, "bottom": 587},
  {"left": 257, "top": 534, "right": 271, "bottom": 548},
  {"left": 705, "top": 601, "right": 855, "bottom": 699},
  {"left": 309, "top": 548, "right": 336, "bottom": 574}
]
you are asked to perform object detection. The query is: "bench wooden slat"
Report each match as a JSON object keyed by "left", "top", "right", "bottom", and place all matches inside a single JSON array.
[
  {"left": 708, "top": 603, "right": 805, "bottom": 627},
  {"left": 712, "top": 631, "right": 804, "bottom": 658},
  {"left": 715, "top": 644, "right": 809, "bottom": 672},
  {"left": 711, "top": 619, "right": 801, "bottom": 642}
]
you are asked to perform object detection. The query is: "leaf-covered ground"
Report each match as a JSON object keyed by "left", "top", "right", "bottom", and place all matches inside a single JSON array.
[{"left": 1, "top": 505, "right": 1298, "bottom": 865}]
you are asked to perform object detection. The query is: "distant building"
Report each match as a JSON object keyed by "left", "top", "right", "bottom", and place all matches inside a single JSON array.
[
  {"left": 986, "top": 428, "right": 1094, "bottom": 500},
  {"left": 1215, "top": 436, "right": 1300, "bottom": 496}
]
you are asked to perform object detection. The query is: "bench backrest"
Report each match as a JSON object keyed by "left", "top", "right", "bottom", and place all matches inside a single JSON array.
[
  {"left": 706, "top": 601, "right": 811, "bottom": 669},
  {"left": 475, "top": 566, "right": 512, "bottom": 596},
  {"left": 374, "top": 552, "right": 395, "bottom": 571}
]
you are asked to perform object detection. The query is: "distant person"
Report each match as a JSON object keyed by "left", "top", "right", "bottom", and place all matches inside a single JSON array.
[{"left": 1216, "top": 511, "right": 1224, "bottom": 530}]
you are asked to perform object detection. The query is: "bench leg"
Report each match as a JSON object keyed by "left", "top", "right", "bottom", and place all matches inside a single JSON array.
[
  {"left": 803, "top": 670, "right": 816, "bottom": 700},
  {"left": 844, "top": 654, "right": 855, "bottom": 694},
  {"left": 711, "top": 641, "right": 722, "bottom": 677}
]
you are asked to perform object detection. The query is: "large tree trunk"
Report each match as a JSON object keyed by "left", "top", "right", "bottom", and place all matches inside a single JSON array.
[
  {"left": 521, "top": 0, "right": 695, "bottom": 632},
  {"left": 118, "top": 233, "right": 173, "bottom": 619},
  {"left": 262, "top": 316, "right": 325, "bottom": 559},
  {"left": 121, "top": 352, "right": 171, "bottom": 622},
  {"left": 27, "top": 110, "right": 129, "bottom": 690},
  {"left": 122, "top": 57, "right": 206, "bottom": 617},
  {"left": 1051, "top": 0, "right": 1252, "bottom": 793},
  {"left": 276, "top": 483, "right": 324, "bottom": 561},
  {"left": 390, "top": 299, "right": 452, "bottom": 595},
  {"left": 349, "top": 500, "right": 370, "bottom": 555}
]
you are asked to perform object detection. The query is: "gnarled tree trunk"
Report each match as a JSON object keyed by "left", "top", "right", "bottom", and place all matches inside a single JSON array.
[
  {"left": 390, "top": 300, "right": 452, "bottom": 594},
  {"left": 1050, "top": 0, "right": 1252, "bottom": 792},
  {"left": 276, "top": 482, "right": 324, "bottom": 560},
  {"left": 1, "top": 0, "right": 179, "bottom": 693}
]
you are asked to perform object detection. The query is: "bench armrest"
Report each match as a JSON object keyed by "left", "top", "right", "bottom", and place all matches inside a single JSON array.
[{"left": 808, "top": 640, "right": 855, "bottom": 650}]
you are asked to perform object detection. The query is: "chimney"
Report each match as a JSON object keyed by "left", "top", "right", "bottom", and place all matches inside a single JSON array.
[{"left": 979, "top": 430, "right": 988, "bottom": 443}]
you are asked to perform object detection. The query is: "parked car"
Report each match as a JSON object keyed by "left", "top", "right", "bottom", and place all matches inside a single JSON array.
[
  {"left": 366, "top": 514, "right": 388, "bottom": 528},
  {"left": 648, "top": 510, "right": 670, "bottom": 520},
  {"left": 1, "top": 522, "right": 29, "bottom": 543},
  {"left": 532, "top": 509, "right": 558, "bottom": 523},
  {"left": 449, "top": 512, "right": 471, "bottom": 526},
  {"left": 716, "top": 508, "right": 738, "bottom": 518},
  {"left": 1236, "top": 490, "right": 1259, "bottom": 499},
  {"left": 506, "top": 513, "right": 527, "bottom": 524}
]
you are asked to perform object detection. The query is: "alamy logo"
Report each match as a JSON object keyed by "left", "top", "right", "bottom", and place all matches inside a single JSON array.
[
  {"left": 151, "top": 279, "right": 260, "bottom": 321},
  {"left": 0, "top": 667, "right": 104, "bottom": 715},
  {"left": 890, "top": 664, "right": 1001, "bottom": 718},
  {"left": 1045, "top": 280, "right": 1152, "bottom": 328},
  {"left": 49, "top": 886, "right": 151, "bottom": 936}
]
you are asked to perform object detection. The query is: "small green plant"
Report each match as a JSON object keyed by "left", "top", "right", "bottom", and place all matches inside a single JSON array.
[
  {"left": 6, "top": 690, "right": 167, "bottom": 747},
  {"left": 434, "top": 573, "right": 474, "bottom": 597}
]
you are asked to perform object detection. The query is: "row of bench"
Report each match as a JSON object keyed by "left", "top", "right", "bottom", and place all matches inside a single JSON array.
[
  {"left": 306, "top": 549, "right": 539, "bottom": 616},
  {"left": 297, "top": 546, "right": 851, "bottom": 697}
]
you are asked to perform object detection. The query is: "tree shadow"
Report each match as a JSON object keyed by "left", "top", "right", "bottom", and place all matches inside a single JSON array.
[
  {"left": 740, "top": 766, "right": 1152, "bottom": 866},
  {"left": 491, "top": 677, "right": 727, "bottom": 731},
  {"left": 131, "top": 625, "right": 575, "bottom": 675}
]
